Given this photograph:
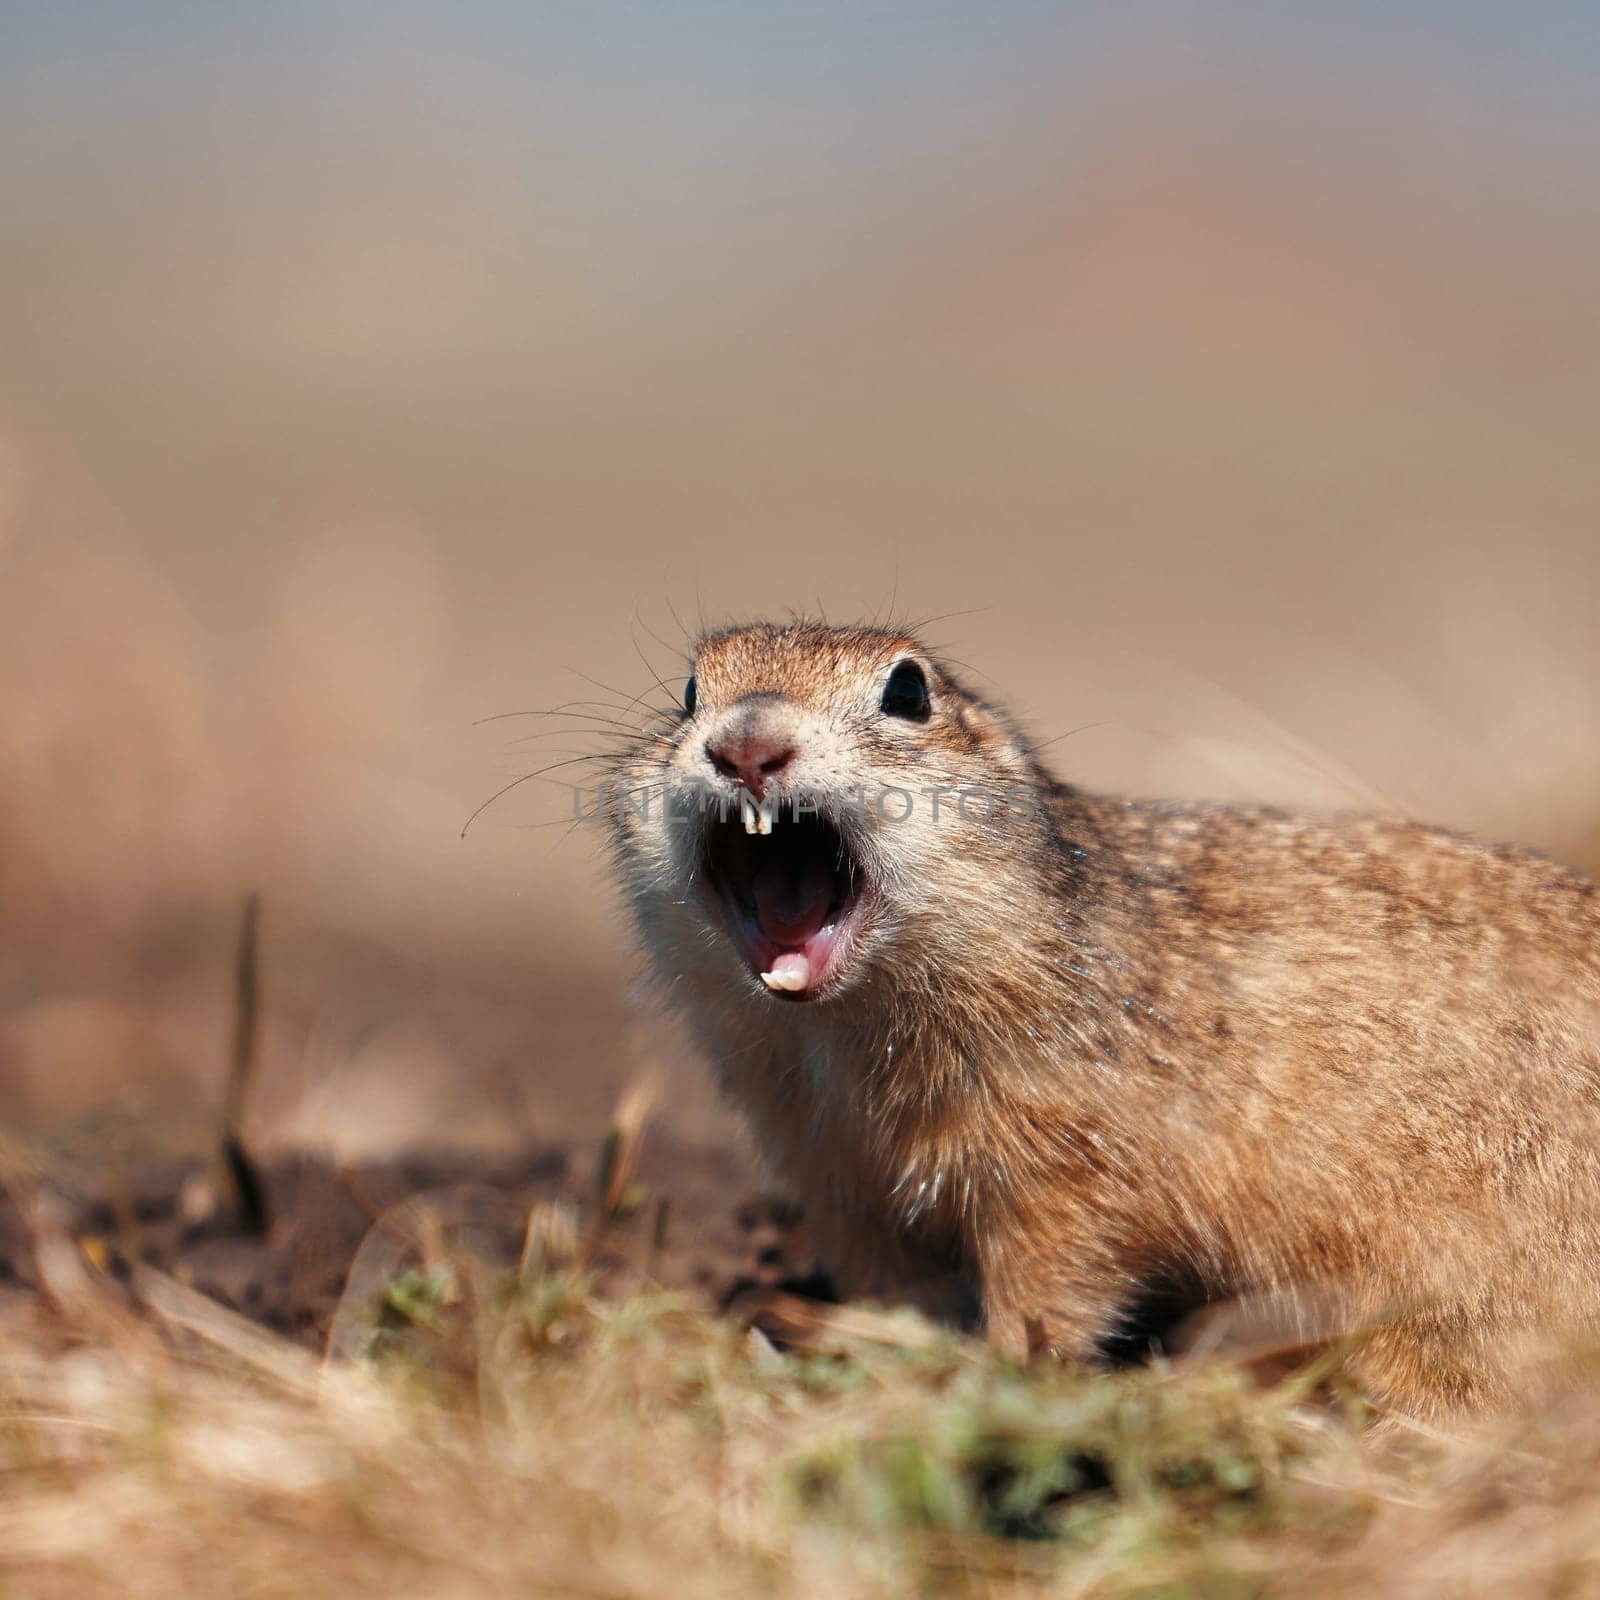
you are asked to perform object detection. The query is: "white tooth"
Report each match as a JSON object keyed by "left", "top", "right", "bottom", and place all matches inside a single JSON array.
[
  {"left": 741, "top": 794, "right": 759, "bottom": 834},
  {"left": 757, "top": 803, "right": 773, "bottom": 835},
  {"left": 760, "top": 969, "right": 806, "bottom": 992}
]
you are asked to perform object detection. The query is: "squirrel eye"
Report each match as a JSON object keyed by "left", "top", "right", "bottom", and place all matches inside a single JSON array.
[
  {"left": 880, "top": 660, "right": 930, "bottom": 721},
  {"left": 682, "top": 675, "right": 697, "bottom": 715}
]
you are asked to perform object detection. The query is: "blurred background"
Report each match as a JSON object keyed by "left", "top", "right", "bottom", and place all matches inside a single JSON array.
[{"left": 1, "top": 1, "right": 1596, "bottom": 1160}]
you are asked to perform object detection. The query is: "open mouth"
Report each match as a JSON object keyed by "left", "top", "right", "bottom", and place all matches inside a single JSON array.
[{"left": 700, "top": 795, "right": 870, "bottom": 1001}]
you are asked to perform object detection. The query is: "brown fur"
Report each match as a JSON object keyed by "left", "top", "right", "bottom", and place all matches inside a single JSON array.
[{"left": 606, "top": 622, "right": 1600, "bottom": 1414}]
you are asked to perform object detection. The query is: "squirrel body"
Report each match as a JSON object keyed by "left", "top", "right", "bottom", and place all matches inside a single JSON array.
[{"left": 608, "top": 623, "right": 1600, "bottom": 1412}]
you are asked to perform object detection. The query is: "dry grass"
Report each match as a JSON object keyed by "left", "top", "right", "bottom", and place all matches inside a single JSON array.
[{"left": 7, "top": 1161, "right": 1600, "bottom": 1600}]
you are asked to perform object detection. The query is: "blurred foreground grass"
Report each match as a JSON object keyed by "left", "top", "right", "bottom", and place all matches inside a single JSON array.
[{"left": 5, "top": 1231, "right": 1600, "bottom": 1599}]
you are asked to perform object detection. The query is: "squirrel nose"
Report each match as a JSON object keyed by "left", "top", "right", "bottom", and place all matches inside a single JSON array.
[{"left": 705, "top": 729, "right": 796, "bottom": 800}]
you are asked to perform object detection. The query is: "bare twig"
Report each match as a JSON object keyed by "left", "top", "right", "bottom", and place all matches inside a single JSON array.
[
  {"left": 218, "top": 892, "right": 269, "bottom": 1236},
  {"left": 727, "top": 1287, "right": 953, "bottom": 1356},
  {"left": 129, "top": 1264, "right": 322, "bottom": 1398}
]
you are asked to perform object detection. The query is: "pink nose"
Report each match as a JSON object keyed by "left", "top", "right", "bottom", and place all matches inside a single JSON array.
[{"left": 705, "top": 728, "right": 796, "bottom": 799}]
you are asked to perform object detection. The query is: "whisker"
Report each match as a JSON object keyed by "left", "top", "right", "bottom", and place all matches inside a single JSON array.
[
  {"left": 664, "top": 593, "right": 695, "bottom": 651},
  {"left": 488, "top": 750, "right": 616, "bottom": 772},
  {"left": 566, "top": 666, "right": 680, "bottom": 723},
  {"left": 628, "top": 620, "right": 688, "bottom": 715},
  {"left": 476, "top": 700, "right": 664, "bottom": 725},
  {"left": 1026, "top": 722, "right": 1112, "bottom": 757},
  {"left": 634, "top": 607, "right": 691, "bottom": 677},
  {"left": 502, "top": 729, "right": 654, "bottom": 750},
  {"left": 492, "top": 693, "right": 661, "bottom": 720},
  {"left": 476, "top": 708, "right": 673, "bottom": 740},
  {"left": 908, "top": 604, "right": 993, "bottom": 632},
  {"left": 461, "top": 754, "right": 635, "bottom": 838}
]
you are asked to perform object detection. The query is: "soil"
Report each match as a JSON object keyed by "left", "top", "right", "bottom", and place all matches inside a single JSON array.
[{"left": 0, "top": 1125, "right": 831, "bottom": 1355}]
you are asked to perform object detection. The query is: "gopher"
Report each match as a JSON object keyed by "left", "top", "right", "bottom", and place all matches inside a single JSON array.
[{"left": 605, "top": 621, "right": 1600, "bottom": 1413}]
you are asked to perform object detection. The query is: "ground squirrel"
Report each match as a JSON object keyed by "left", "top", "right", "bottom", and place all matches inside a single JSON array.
[{"left": 605, "top": 621, "right": 1600, "bottom": 1414}]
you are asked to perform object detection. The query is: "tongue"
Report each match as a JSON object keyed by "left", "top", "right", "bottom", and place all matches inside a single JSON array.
[{"left": 751, "top": 856, "right": 834, "bottom": 946}]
